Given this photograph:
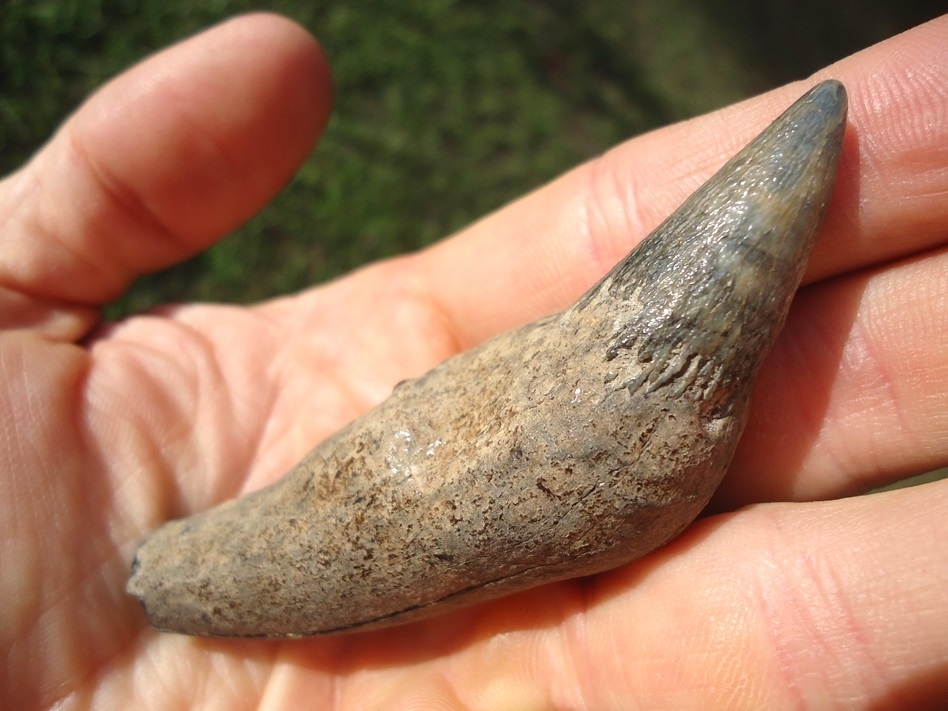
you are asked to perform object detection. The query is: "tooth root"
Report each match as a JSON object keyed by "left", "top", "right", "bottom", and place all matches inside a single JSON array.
[{"left": 126, "top": 81, "right": 847, "bottom": 638}]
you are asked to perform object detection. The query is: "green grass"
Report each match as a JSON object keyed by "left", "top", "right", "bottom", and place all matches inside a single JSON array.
[{"left": 0, "top": 0, "right": 942, "bottom": 316}]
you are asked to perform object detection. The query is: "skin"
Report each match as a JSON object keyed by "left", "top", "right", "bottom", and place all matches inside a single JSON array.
[{"left": 0, "top": 11, "right": 946, "bottom": 711}]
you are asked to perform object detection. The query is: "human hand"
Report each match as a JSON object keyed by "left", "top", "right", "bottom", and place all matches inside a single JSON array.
[{"left": 3, "top": 12, "right": 946, "bottom": 710}]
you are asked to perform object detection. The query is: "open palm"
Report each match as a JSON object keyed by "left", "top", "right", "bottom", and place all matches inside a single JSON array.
[{"left": 3, "top": 13, "right": 947, "bottom": 710}]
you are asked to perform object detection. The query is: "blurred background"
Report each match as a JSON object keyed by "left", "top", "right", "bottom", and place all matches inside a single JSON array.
[
  {"left": 3, "top": 2, "right": 945, "bottom": 488},
  {"left": 0, "top": 1, "right": 944, "bottom": 317}
]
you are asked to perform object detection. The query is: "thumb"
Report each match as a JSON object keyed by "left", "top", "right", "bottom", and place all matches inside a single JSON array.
[{"left": 0, "top": 13, "right": 332, "bottom": 340}]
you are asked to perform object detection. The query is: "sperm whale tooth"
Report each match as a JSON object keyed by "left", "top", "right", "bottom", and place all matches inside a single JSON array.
[{"left": 126, "top": 80, "right": 847, "bottom": 638}]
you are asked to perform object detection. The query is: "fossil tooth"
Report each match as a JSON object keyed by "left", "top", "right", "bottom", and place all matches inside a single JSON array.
[{"left": 126, "top": 80, "right": 847, "bottom": 638}]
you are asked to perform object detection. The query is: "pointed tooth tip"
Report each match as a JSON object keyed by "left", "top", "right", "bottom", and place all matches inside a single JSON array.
[
  {"left": 809, "top": 78, "right": 847, "bottom": 102},
  {"left": 803, "top": 79, "right": 848, "bottom": 124}
]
